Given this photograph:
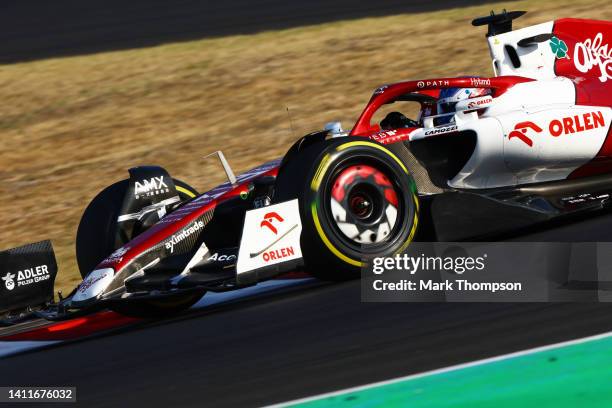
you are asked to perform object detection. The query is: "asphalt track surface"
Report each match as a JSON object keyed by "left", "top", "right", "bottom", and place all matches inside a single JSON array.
[
  {"left": 1, "top": 0, "right": 509, "bottom": 64},
  {"left": 2, "top": 213, "right": 612, "bottom": 407}
]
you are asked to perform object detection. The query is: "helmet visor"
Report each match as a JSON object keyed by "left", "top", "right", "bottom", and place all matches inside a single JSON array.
[{"left": 438, "top": 101, "right": 458, "bottom": 114}]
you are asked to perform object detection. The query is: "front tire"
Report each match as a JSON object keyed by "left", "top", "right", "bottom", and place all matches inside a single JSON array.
[
  {"left": 275, "top": 138, "right": 419, "bottom": 280},
  {"left": 76, "top": 178, "right": 198, "bottom": 279}
]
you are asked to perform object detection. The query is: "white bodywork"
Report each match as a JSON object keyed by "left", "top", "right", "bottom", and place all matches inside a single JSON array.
[
  {"left": 72, "top": 268, "right": 114, "bottom": 303},
  {"left": 237, "top": 199, "right": 303, "bottom": 277},
  {"left": 409, "top": 21, "right": 612, "bottom": 189},
  {"left": 488, "top": 21, "right": 557, "bottom": 79}
]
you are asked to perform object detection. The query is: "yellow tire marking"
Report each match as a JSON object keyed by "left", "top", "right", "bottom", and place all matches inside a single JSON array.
[
  {"left": 395, "top": 213, "right": 419, "bottom": 255},
  {"left": 176, "top": 185, "right": 196, "bottom": 198},
  {"left": 311, "top": 202, "right": 363, "bottom": 267},
  {"left": 335, "top": 141, "right": 409, "bottom": 174},
  {"left": 308, "top": 140, "right": 420, "bottom": 266},
  {"left": 311, "top": 153, "right": 331, "bottom": 192}
]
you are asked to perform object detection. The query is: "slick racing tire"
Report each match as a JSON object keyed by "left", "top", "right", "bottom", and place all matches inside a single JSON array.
[
  {"left": 76, "top": 178, "right": 198, "bottom": 279},
  {"left": 110, "top": 291, "right": 205, "bottom": 318},
  {"left": 274, "top": 138, "right": 419, "bottom": 280}
]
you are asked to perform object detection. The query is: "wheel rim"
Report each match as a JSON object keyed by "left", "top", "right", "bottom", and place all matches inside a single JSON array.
[{"left": 329, "top": 164, "right": 400, "bottom": 246}]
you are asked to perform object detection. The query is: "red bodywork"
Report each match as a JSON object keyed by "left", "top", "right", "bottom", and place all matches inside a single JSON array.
[
  {"left": 552, "top": 19, "right": 612, "bottom": 178},
  {"left": 350, "top": 76, "right": 534, "bottom": 142},
  {"left": 98, "top": 160, "right": 281, "bottom": 273}
]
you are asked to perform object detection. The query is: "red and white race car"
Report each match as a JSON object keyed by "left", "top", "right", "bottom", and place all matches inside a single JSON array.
[
  {"left": 1, "top": 11, "right": 611, "bottom": 320},
  {"left": 354, "top": 11, "right": 611, "bottom": 188}
]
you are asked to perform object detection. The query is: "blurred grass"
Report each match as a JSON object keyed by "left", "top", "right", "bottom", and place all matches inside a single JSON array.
[{"left": 1, "top": 0, "right": 610, "bottom": 294}]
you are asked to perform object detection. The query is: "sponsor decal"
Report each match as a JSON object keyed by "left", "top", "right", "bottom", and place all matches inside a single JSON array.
[
  {"left": 509, "top": 111, "right": 605, "bottom": 147},
  {"left": 374, "top": 85, "right": 388, "bottom": 94},
  {"left": 106, "top": 246, "right": 129, "bottom": 263},
  {"left": 260, "top": 211, "right": 284, "bottom": 235},
  {"left": 467, "top": 96, "right": 493, "bottom": 109},
  {"left": 508, "top": 121, "right": 542, "bottom": 147},
  {"left": 469, "top": 77, "right": 491, "bottom": 87},
  {"left": 562, "top": 192, "right": 610, "bottom": 205},
  {"left": 165, "top": 220, "right": 205, "bottom": 253},
  {"left": 574, "top": 33, "right": 612, "bottom": 83},
  {"left": 424, "top": 125, "right": 458, "bottom": 136},
  {"left": 417, "top": 80, "right": 450, "bottom": 89},
  {"left": 2, "top": 273, "right": 16, "bottom": 291},
  {"left": 236, "top": 199, "right": 303, "bottom": 276},
  {"left": 72, "top": 268, "right": 114, "bottom": 302},
  {"left": 207, "top": 253, "right": 237, "bottom": 262},
  {"left": 369, "top": 129, "right": 411, "bottom": 144},
  {"left": 549, "top": 111, "right": 605, "bottom": 137},
  {"left": 254, "top": 196, "right": 271, "bottom": 208},
  {"left": 135, "top": 176, "right": 170, "bottom": 199},
  {"left": 549, "top": 36, "right": 569, "bottom": 59},
  {"left": 78, "top": 270, "right": 110, "bottom": 294},
  {"left": 2, "top": 265, "right": 50, "bottom": 291},
  {"left": 262, "top": 246, "right": 295, "bottom": 262},
  {"left": 251, "top": 211, "right": 298, "bottom": 259},
  {"left": 374, "top": 129, "right": 397, "bottom": 138},
  {"left": 371, "top": 130, "right": 397, "bottom": 141}
]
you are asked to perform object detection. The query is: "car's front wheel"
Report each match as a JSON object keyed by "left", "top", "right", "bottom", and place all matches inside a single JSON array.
[{"left": 275, "top": 138, "right": 419, "bottom": 280}]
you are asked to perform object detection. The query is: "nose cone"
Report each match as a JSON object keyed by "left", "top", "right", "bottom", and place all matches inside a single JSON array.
[{"left": 71, "top": 268, "right": 114, "bottom": 304}]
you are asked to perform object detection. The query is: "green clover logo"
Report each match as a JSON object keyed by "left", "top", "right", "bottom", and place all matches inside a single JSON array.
[{"left": 549, "top": 36, "right": 569, "bottom": 59}]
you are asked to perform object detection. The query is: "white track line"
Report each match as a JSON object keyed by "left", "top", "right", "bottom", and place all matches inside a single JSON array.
[{"left": 268, "top": 330, "right": 612, "bottom": 407}]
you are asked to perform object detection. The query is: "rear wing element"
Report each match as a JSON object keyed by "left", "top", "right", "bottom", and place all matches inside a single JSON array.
[
  {"left": 472, "top": 10, "right": 558, "bottom": 80},
  {"left": 477, "top": 10, "right": 612, "bottom": 83},
  {"left": 0, "top": 240, "right": 58, "bottom": 317}
]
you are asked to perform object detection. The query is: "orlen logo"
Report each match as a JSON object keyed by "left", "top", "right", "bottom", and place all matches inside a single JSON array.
[
  {"left": 135, "top": 176, "right": 169, "bottom": 199},
  {"left": 549, "top": 111, "right": 605, "bottom": 137},
  {"left": 509, "top": 112, "right": 605, "bottom": 147},
  {"left": 260, "top": 212, "right": 284, "bottom": 234},
  {"left": 467, "top": 96, "right": 493, "bottom": 109},
  {"left": 249, "top": 211, "right": 299, "bottom": 260},
  {"left": 508, "top": 121, "right": 543, "bottom": 147},
  {"left": 262, "top": 247, "right": 295, "bottom": 262}
]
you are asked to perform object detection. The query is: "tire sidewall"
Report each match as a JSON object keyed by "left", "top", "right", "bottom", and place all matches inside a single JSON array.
[{"left": 276, "top": 138, "right": 419, "bottom": 279}]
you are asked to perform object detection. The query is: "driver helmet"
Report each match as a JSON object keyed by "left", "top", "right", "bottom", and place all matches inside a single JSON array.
[{"left": 436, "top": 87, "right": 490, "bottom": 125}]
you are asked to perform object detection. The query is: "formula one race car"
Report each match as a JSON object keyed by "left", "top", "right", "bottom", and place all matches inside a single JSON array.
[{"left": 1, "top": 11, "right": 611, "bottom": 320}]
